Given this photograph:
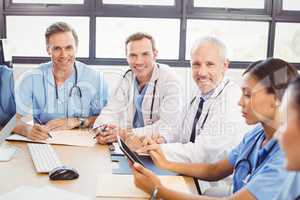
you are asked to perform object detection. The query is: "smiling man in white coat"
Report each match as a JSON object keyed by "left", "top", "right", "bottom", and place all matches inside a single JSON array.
[
  {"left": 141, "top": 36, "right": 251, "bottom": 194},
  {"left": 93, "top": 32, "right": 182, "bottom": 144}
]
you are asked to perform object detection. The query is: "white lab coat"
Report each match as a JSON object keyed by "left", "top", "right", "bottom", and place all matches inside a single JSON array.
[
  {"left": 94, "top": 63, "right": 183, "bottom": 141},
  {"left": 162, "top": 76, "right": 251, "bottom": 162},
  {"left": 161, "top": 76, "right": 252, "bottom": 191}
]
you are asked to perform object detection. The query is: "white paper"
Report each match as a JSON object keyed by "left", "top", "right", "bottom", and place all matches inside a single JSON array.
[
  {"left": 0, "top": 186, "right": 40, "bottom": 200},
  {"left": 6, "top": 130, "right": 96, "bottom": 147},
  {"left": 96, "top": 174, "right": 190, "bottom": 198},
  {"left": 0, "top": 185, "right": 90, "bottom": 200}
]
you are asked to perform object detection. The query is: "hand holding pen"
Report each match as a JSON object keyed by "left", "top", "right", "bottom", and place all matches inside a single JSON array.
[
  {"left": 28, "top": 117, "right": 53, "bottom": 141},
  {"left": 92, "top": 124, "right": 117, "bottom": 148},
  {"left": 92, "top": 124, "right": 109, "bottom": 139}
]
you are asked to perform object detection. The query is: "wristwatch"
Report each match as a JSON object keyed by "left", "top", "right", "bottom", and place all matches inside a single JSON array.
[
  {"left": 78, "top": 117, "right": 85, "bottom": 128},
  {"left": 149, "top": 187, "right": 159, "bottom": 200}
]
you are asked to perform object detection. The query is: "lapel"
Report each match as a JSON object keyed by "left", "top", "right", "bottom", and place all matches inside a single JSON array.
[{"left": 142, "top": 63, "right": 160, "bottom": 125}]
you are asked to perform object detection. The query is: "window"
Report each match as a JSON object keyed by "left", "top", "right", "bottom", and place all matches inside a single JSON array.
[
  {"left": 96, "top": 17, "right": 180, "bottom": 59},
  {"left": 282, "top": 0, "right": 300, "bottom": 11},
  {"left": 186, "top": 19, "right": 269, "bottom": 61},
  {"left": 274, "top": 23, "right": 300, "bottom": 63},
  {"left": 102, "top": 0, "right": 174, "bottom": 6},
  {"left": 6, "top": 16, "right": 89, "bottom": 57},
  {"left": 193, "top": 0, "right": 264, "bottom": 9},
  {"left": 12, "top": 0, "right": 84, "bottom": 4},
  {"left": 1, "top": 0, "right": 300, "bottom": 68}
]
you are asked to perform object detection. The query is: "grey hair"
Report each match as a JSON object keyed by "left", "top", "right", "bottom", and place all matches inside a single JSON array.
[{"left": 190, "top": 36, "right": 227, "bottom": 62}]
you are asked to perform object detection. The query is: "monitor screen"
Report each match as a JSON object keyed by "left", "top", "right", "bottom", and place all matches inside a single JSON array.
[{"left": 0, "top": 42, "right": 16, "bottom": 141}]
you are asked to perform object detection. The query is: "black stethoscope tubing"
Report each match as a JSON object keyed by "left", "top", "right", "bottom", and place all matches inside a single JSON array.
[
  {"left": 42, "top": 62, "right": 83, "bottom": 118},
  {"left": 234, "top": 132, "right": 278, "bottom": 178},
  {"left": 121, "top": 64, "right": 159, "bottom": 122},
  {"left": 54, "top": 63, "right": 82, "bottom": 99}
]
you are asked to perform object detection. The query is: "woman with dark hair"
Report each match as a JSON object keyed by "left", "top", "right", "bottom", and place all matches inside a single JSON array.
[
  {"left": 274, "top": 77, "right": 300, "bottom": 200},
  {"left": 131, "top": 58, "right": 299, "bottom": 200}
]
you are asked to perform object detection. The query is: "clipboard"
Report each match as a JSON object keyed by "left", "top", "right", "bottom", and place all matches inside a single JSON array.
[{"left": 111, "top": 154, "right": 177, "bottom": 176}]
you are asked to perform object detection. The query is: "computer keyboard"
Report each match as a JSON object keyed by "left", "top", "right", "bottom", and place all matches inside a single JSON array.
[{"left": 27, "top": 143, "right": 62, "bottom": 173}]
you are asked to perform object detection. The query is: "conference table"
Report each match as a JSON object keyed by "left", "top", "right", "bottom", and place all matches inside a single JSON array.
[{"left": 0, "top": 140, "right": 197, "bottom": 199}]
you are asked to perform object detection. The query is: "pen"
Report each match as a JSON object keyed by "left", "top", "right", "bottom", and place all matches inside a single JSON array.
[
  {"left": 33, "top": 117, "right": 52, "bottom": 139},
  {"left": 47, "top": 133, "right": 53, "bottom": 139},
  {"left": 93, "top": 126, "right": 115, "bottom": 151},
  {"left": 93, "top": 125, "right": 108, "bottom": 139}
]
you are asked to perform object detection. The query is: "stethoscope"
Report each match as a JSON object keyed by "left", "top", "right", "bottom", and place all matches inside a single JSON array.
[
  {"left": 234, "top": 132, "right": 278, "bottom": 184},
  {"left": 120, "top": 64, "right": 159, "bottom": 124},
  {"left": 183, "top": 79, "right": 230, "bottom": 132},
  {"left": 42, "top": 62, "right": 83, "bottom": 118}
]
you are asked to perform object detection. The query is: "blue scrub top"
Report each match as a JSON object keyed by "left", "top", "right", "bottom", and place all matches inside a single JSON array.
[
  {"left": 228, "top": 125, "right": 287, "bottom": 200},
  {"left": 0, "top": 65, "right": 16, "bottom": 127},
  {"left": 133, "top": 79, "right": 148, "bottom": 128},
  {"left": 15, "top": 61, "right": 108, "bottom": 124},
  {"left": 274, "top": 171, "right": 300, "bottom": 200}
]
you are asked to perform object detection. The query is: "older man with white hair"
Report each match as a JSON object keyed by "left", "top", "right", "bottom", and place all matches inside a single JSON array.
[{"left": 141, "top": 36, "right": 251, "bottom": 194}]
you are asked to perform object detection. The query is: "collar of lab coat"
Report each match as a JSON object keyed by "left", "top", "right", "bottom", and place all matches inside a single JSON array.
[
  {"left": 125, "top": 62, "right": 160, "bottom": 86},
  {"left": 198, "top": 76, "right": 231, "bottom": 100},
  {"left": 149, "top": 63, "right": 160, "bottom": 82}
]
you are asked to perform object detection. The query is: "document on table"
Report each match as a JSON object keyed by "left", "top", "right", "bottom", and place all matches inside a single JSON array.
[
  {"left": 110, "top": 142, "right": 149, "bottom": 156},
  {"left": 96, "top": 174, "right": 191, "bottom": 198},
  {"left": 6, "top": 130, "right": 96, "bottom": 147},
  {"left": 0, "top": 185, "right": 90, "bottom": 200}
]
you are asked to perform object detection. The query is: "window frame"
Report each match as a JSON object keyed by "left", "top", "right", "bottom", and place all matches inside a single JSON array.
[
  {"left": 189, "top": 0, "right": 272, "bottom": 19},
  {"left": 273, "top": 0, "right": 300, "bottom": 21},
  {"left": 4, "top": 0, "right": 90, "bottom": 13},
  {"left": 0, "top": 0, "right": 299, "bottom": 69}
]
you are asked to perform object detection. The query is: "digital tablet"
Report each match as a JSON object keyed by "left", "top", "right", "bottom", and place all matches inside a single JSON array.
[{"left": 116, "top": 135, "right": 145, "bottom": 167}]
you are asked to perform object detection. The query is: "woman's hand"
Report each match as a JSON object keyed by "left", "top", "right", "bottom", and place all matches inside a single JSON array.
[
  {"left": 137, "top": 139, "right": 171, "bottom": 170},
  {"left": 132, "top": 162, "right": 162, "bottom": 194}
]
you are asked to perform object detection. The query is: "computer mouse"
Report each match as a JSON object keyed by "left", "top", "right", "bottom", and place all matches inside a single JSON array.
[{"left": 48, "top": 165, "right": 79, "bottom": 180}]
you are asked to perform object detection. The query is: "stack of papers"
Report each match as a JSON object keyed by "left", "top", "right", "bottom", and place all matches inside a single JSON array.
[
  {"left": 0, "top": 185, "right": 90, "bottom": 200},
  {"left": 96, "top": 174, "right": 190, "bottom": 198}
]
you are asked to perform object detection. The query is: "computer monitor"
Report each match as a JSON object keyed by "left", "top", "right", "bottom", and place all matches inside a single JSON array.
[{"left": 0, "top": 39, "right": 17, "bottom": 161}]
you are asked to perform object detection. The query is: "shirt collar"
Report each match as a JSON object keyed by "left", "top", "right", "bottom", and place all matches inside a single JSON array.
[
  {"left": 200, "top": 89, "right": 214, "bottom": 101},
  {"left": 261, "top": 136, "right": 278, "bottom": 152},
  {"left": 45, "top": 61, "right": 83, "bottom": 86},
  {"left": 197, "top": 76, "right": 231, "bottom": 101},
  {"left": 134, "top": 78, "right": 148, "bottom": 94}
]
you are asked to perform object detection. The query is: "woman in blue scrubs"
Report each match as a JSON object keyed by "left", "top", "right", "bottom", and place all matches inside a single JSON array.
[
  {"left": 131, "top": 58, "right": 299, "bottom": 200},
  {"left": 274, "top": 77, "right": 300, "bottom": 200},
  {"left": 0, "top": 65, "right": 16, "bottom": 128}
]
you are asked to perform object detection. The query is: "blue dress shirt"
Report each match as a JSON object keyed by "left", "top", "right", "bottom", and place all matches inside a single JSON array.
[
  {"left": 15, "top": 61, "right": 108, "bottom": 124},
  {"left": 0, "top": 65, "right": 16, "bottom": 127},
  {"left": 228, "top": 125, "right": 287, "bottom": 200}
]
